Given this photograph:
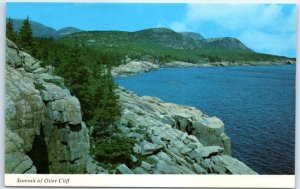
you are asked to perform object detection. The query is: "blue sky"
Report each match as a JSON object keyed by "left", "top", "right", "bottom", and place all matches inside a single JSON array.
[{"left": 7, "top": 3, "right": 297, "bottom": 57}]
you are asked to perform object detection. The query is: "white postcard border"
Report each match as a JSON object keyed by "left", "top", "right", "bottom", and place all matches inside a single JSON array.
[
  {"left": 1, "top": 0, "right": 299, "bottom": 188},
  {"left": 4, "top": 174, "right": 295, "bottom": 188}
]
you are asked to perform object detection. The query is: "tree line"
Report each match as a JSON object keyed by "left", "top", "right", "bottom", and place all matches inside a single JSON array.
[{"left": 6, "top": 17, "right": 121, "bottom": 139}]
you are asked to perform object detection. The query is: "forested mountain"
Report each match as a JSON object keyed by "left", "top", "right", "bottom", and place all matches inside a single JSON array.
[
  {"left": 8, "top": 18, "right": 294, "bottom": 63},
  {"left": 60, "top": 27, "right": 292, "bottom": 63},
  {"left": 9, "top": 18, "right": 81, "bottom": 38}
]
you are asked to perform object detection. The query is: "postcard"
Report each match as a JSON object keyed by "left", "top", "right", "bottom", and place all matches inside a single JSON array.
[{"left": 4, "top": 1, "right": 298, "bottom": 188}]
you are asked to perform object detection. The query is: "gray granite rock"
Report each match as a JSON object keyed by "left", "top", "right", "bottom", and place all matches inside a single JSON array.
[
  {"left": 142, "top": 142, "right": 164, "bottom": 155},
  {"left": 211, "top": 155, "right": 258, "bottom": 174},
  {"left": 112, "top": 61, "right": 159, "bottom": 77},
  {"left": 133, "top": 167, "right": 149, "bottom": 174},
  {"left": 116, "top": 164, "right": 134, "bottom": 174},
  {"left": 5, "top": 129, "right": 37, "bottom": 174},
  {"left": 6, "top": 39, "right": 23, "bottom": 68},
  {"left": 116, "top": 87, "right": 257, "bottom": 174},
  {"left": 5, "top": 39, "right": 91, "bottom": 174}
]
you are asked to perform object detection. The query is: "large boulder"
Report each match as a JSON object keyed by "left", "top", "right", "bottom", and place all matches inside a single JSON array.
[
  {"left": 193, "top": 117, "right": 231, "bottom": 155},
  {"left": 141, "top": 141, "right": 164, "bottom": 155}
]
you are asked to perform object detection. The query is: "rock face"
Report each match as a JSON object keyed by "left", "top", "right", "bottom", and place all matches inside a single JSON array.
[
  {"left": 5, "top": 39, "right": 90, "bottom": 173},
  {"left": 112, "top": 61, "right": 159, "bottom": 77},
  {"left": 5, "top": 128, "right": 37, "bottom": 173},
  {"left": 116, "top": 87, "right": 257, "bottom": 174}
]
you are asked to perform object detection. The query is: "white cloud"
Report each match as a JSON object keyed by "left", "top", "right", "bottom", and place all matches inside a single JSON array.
[
  {"left": 155, "top": 23, "right": 165, "bottom": 28},
  {"left": 167, "top": 4, "right": 297, "bottom": 57},
  {"left": 184, "top": 4, "right": 297, "bottom": 33},
  {"left": 240, "top": 30, "right": 296, "bottom": 57},
  {"left": 170, "top": 21, "right": 187, "bottom": 32}
]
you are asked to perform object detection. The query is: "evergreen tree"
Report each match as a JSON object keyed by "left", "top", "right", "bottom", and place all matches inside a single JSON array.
[
  {"left": 88, "top": 62, "right": 121, "bottom": 138},
  {"left": 19, "top": 16, "right": 33, "bottom": 50},
  {"left": 27, "top": 37, "right": 121, "bottom": 139},
  {"left": 6, "top": 17, "right": 17, "bottom": 42},
  {"left": 63, "top": 47, "right": 90, "bottom": 99}
]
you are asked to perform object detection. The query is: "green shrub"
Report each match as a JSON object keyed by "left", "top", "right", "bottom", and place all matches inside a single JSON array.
[
  {"left": 92, "top": 135, "right": 136, "bottom": 169},
  {"left": 127, "top": 120, "right": 133, "bottom": 128},
  {"left": 33, "top": 82, "right": 46, "bottom": 91}
]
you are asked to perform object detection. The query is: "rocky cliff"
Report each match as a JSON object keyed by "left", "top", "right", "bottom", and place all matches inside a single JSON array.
[
  {"left": 112, "top": 87, "right": 256, "bottom": 174},
  {"left": 5, "top": 39, "right": 90, "bottom": 173},
  {"left": 5, "top": 39, "right": 257, "bottom": 175}
]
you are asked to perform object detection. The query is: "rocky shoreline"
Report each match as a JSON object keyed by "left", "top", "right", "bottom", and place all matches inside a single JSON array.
[
  {"left": 111, "top": 87, "right": 257, "bottom": 174},
  {"left": 112, "top": 59, "right": 296, "bottom": 77},
  {"left": 6, "top": 39, "right": 257, "bottom": 174}
]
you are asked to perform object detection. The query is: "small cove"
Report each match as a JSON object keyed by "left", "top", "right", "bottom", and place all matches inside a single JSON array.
[{"left": 116, "top": 64, "right": 296, "bottom": 175}]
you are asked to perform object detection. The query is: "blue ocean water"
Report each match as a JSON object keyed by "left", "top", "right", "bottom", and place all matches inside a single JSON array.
[{"left": 116, "top": 65, "right": 296, "bottom": 175}]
